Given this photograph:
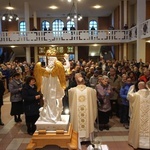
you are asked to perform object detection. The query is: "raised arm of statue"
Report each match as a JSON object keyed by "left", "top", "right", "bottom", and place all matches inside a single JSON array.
[{"left": 63, "top": 53, "right": 70, "bottom": 74}]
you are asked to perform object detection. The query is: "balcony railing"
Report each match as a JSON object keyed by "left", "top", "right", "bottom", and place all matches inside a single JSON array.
[
  {"left": 0, "top": 29, "right": 130, "bottom": 46},
  {"left": 141, "top": 19, "right": 150, "bottom": 39},
  {"left": 0, "top": 19, "right": 150, "bottom": 46}
]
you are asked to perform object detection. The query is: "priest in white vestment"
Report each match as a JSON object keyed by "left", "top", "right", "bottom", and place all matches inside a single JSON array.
[
  {"left": 127, "top": 81, "right": 150, "bottom": 149},
  {"left": 68, "top": 73, "right": 97, "bottom": 147}
]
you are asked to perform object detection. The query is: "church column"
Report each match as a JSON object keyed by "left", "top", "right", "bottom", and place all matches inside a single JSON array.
[
  {"left": 26, "top": 47, "right": 31, "bottom": 63},
  {"left": 24, "top": 2, "right": 30, "bottom": 31},
  {"left": 124, "top": 0, "right": 128, "bottom": 25},
  {"left": 123, "top": 0, "right": 128, "bottom": 60},
  {"left": 33, "top": 11, "right": 38, "bottom": 62},
  {"left": 123, "top": 44, "right": 127, "bottom": 61},
  {"left": 34, "top": 47, "right": 38, "bottom": 63},
  {"left": 119, "top": 44, "right": 123, "bottom": 60},
  {"left": 118, "top": 1, "right": 123, "bottom": 59},
  {"left": 75, "top": 47, "right": 78, "bottom": 61},
  {"left": 119, "top": 1, "right": 122, "bottom": 29},
  {"left": 74, "top": 1, "right": 78, "bottom": 60},
  {"left": 24, "top": 2, "right": 31, "bottom": 63},
  {"left": 111, "top": 12, "right": 114, "bottom": 28},
  {"left": 136, "top": 0, "right": 146, "bottom": 62},
  {"left": 33, "top": 11, "right": 37, "bottom": 29},
  {"left": 74, "top": 0, "right": 78, "bottom": 29}
]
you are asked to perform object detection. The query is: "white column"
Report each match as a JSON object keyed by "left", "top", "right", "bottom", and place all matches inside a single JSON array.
[
  {"left": 33, "top": 11, "right": 38, "bottom": 62},
  {"left": 111, "top": 12, "right": 114, "bottom": 27},
  {"left": 74, "top": 1, "right": 78, "bottom": 29},
  {"left": 74, "top": 1, "right": 78, "bottom": 60},
  {"left": 119, "top": 1, "right": 122, "bottom": 29},
  {"left": 123, "top": 0, "right": 128, "bottom": 60},
  {"left": 24, "top": 2, "right": 30, "bottom": 31},
  {"left": 33, "top": 11, "right": 37, "bottom": 29},
  {"left": 136, "top": 0, "right": 146, "bottom": 62},
  {"left": 24, "top": 2, "right": 30, "bottom": 63},
  {"left": 124, "top": 0, "right": 128, "bottom": 25},
  {"left": 34, "top": 46, "right": 38, "bottom": 63},
  {"left": 26, "top": 47, "right": 31, "bottom": 63},
  {"left": 123, "top": 44, "right": 127, "bottom": 60},
  {"left": 75, "top": 46, "right": 78, "bottom": 61}
]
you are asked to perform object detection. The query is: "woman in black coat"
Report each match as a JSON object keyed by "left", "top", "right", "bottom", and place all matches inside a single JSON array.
[
  {"left": 0, "top": 72, "right": 5, "bottom": 125},
  {"left": 22, "top": 76, "right": 41, "bottom": 135}
]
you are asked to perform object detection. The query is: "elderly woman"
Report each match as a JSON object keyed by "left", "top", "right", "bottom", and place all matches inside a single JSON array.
[
  {"left": 9, "top": 73, "right": 23, "bottom": 123},
  {"left": 22, "top": 76, "right": 41, "bottom": 135},
  {"left": 96, "top": 75, "right": 113, "bottom": 131}
]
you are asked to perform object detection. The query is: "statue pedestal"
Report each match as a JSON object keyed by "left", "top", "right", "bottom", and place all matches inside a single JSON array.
[
  {"left": 26, "top": 116, "right": 78, "bottom": 150},
  {"left": 35, "top": 115, "right": 70, "bottom": 131}
]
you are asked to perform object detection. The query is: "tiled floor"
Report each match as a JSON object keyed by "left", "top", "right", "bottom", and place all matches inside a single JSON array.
[{"left": 0, "top": 93, "right": 144, "bottom": 150}]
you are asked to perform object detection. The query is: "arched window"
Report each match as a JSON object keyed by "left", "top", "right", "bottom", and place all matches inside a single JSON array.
[
  {"left": 52, "top": 19, "right": 64, "bottom": 32},
  {"left": 89, "top": 20, "right": 98, "bottom": 30},
  {"left": 67, "top": 21, "right": 75, "bottom": 31},
  {"left": 19, "top": 21, "right": 26, "bottom": 32},
  {"left": 19, "top": 21, "right": 26, "bottom": 35},
  {"left": 42, "top": 20, "right": 50, "bottom": 31},
  {"left": 52, "top": 19, "right": 64, "bottom": 36}
]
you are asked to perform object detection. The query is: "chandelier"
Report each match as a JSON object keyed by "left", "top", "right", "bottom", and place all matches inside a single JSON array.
[
  {"left": 2, "top": 0, "right": 19, "bottom": 22},
  {"left": 67, "top": 2, "right": 82, "bottom": 21}
]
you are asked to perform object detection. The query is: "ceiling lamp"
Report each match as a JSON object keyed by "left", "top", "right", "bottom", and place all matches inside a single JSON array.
[
  {"left": 2, "top": 0, "right": 19, "bottom": 22},
  {"left": 67, "top": 0, "right": 81, "bottom": 2},
  {"left": 67, "top": 2, "right": 82, "bottom": 21}
]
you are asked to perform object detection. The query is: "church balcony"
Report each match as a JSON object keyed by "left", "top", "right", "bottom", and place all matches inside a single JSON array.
[
  {"left": 0, "top": 30, "right": 131, "bottom": 46},
  {"left": 0, "top": 19, "right": 150, "bottom": 46}
]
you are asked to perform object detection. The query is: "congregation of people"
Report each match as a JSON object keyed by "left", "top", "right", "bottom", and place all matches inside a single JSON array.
[{"left": 0, "top": 57, "right": 150, "bottom": 149}]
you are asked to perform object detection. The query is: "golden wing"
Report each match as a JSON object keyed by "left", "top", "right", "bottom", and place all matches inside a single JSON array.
[
  {"left": 51, "top": 60, "right": 66, "bottom": 89},
  {"left": 34, "top": 62, "right": 46, "bottom": 92}
]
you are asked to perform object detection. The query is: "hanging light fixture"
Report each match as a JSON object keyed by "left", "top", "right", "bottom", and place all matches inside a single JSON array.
[
  {"left": 67, "top": 2, "right": 82, "bottom": 21},
  {"left": 2, "top": 0, "right": 19, "bottom": 22}
]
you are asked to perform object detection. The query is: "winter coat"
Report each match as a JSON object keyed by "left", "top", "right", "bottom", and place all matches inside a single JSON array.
[
  {"left": 108, "top": 75, "right": 122, "bottom": 100},
  {"left": 9, "top": 79, "right": 23, "bottom": 102},
  {"left": 96, "top": 83, "right": 113, "bottom": 112},
  {"left": 22, "top": 84, "right": 40, "bottom": 116},
  {"left": 120, "top": 83, "right": 132, "bottom": 106}
]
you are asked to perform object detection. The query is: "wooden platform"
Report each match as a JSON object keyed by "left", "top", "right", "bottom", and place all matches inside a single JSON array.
[{"left": 26, "top": 124, "right": 78, "bottom": 150}]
